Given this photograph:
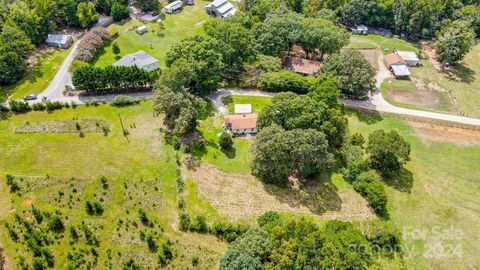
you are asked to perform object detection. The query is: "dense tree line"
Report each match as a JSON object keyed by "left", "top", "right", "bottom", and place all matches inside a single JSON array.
[
  {"left": 219, "top": 212, "right": 402, "bottom": 269},
  {"left": 72, "top": 65, "right": 158, "bottom": 93}
]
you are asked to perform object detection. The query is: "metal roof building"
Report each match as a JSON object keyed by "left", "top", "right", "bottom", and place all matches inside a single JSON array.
[
  {"left": 205, "top": 0, "right": 237, "bottom": 18},
  {"left": 46, "top": 34, "right": 74, "bottom": 49},
  {"left": 234, "top": 104, "right": 252, "bottom": 114},
  {"left": 396, "top": 51, "right": 420, "bottom": 66},
  {"left": 113, "top": 50, "right": 160, "bottom": 72}
]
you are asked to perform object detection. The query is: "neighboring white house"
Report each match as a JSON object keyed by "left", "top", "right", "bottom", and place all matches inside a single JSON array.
[
  {"left": 396, "top": 51, "right": 420, "bottom": 66},
  {"left": 352, "top": 24, "right": 368, "bottom": 35},
  {"left": 136, "top": 25, "right": 147, "bottom": 35},
  {"left": 234, "top": 104, "right": 252, "bottom": 114},
  {"left": 46, "top": 34, "right": 74, "bottom": 49},
  {"left": 183, "top": 0, "right": 194, "bottom": 5},
  {"left": 165, "top": 0, "right": 183, "bottom": 14},
  {"left": 113, "top": 50, "right": 160, "bottom": 72},
  {"left": 224, "top": 114, "right": 257, "bottom": 135},
  {"left": 205, "top": 0, "right": 237, "bottom": 18}
]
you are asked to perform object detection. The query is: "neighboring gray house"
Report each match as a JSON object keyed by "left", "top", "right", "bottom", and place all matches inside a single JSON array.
[
  {"left": 136, "top": 25, "right": 147, "bottom": 35},
  {"left": 205, "top": 0, "right": 237, "bottom": 18},
  {"left": 113, "top": 50, "right": 160, "bottom": 72},
  {"left": 396, "top": 51, "right": 420, "bottom": 66},
  {"left": 46, "top": 34, "right": 74, "bottom": 49},
  {"left": 165, "top": 0, "right": 183, "bottom": 13}
]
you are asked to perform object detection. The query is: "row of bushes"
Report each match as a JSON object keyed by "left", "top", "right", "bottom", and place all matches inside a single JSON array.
[
  {"left": 258, "top": 70, "right": 313, "bottom": 94},
  {"left": 72, "top": 65, "right": 158, "bottom": 93},
  {"left": 76, "top": 28, "right": 111, "bottom": 62},
  {"left": 7, "top": 100, "right": 76, "bottom": 113}
]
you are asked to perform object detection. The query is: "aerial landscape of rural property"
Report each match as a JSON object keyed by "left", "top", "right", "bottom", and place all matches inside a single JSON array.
[{"left": 1, "top": 0, "right": 480, "bottom": 269}]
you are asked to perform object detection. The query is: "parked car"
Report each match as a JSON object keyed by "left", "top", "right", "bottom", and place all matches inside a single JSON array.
[
  {"left": 24, "top": 94, "right": 37, "bottom": 100},
  {"left": 152, "top": 11, "right": 159, "bottom": 16}
]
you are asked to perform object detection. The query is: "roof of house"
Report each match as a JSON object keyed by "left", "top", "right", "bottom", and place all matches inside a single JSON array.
[
  {"left": 207, "top": 0, "right": 236, "bottom": 16},
  {"left": 165, "top": 0, "right": 182, "bottom": 9},
  {"left": 397, "top": 51, "right": 419, "bottom": 62},
  {"left": 113, "top": 50, "right": 159, "bottom": 68},
  {"left": 283, "top": 56, "right": 322, "bottom": 75},
  {"left": 46, "top": 34, "right": 72, "bottom": 45},
  {"left": 224, "top": 114, "right": 257, "bottom": 130},
  {"left": 384, "top": 53, "right": 406, "bottom": 68},
  {"left": 234, "top": 104, "right": 252, "bottom": 114},
  {"left": 211, "top": 0, "right": 227, "bottom": 8},
  {"left": 391, "top": 64, "right": 411, "bottom": 77}
]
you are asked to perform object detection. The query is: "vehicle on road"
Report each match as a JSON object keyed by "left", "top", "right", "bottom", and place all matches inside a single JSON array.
[{"left": 23, "top": 94, "right": 37, "bottom": 100}]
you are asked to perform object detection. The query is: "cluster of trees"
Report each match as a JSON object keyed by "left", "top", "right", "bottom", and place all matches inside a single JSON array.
[
  {"left": 76, "top": 27, "right": 111, "bottom": 62},
  {"left": 72, "top": 65, "right": 158, "bottom": 93},
  {"left": 252, "top": 81, "right": 347, "bottom": 185},
  {"left": 0, "top": 0, "right": 124, "bottom": 86},
  {"left": 341, "top": 130, "right": 411, "bottom": 217},
  {"left": 219, "top": 212, "right": 402, "bottom": 269}
]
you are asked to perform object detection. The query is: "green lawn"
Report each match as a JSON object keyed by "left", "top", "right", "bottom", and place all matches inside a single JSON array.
[
  {"left": 348, "top": 34, "right": 420, "bottom": 54},
  {"left": 0, "top": 101, "right": 227, "bottom": 269},
  {"left": 348, "top": 110, "right": 480, "bottom": 269},
  {"left": 223, "top": 95, "right": 272, "bottom": 114},
  {"left": 0, "top": 47, "right": 70, "bottom": 101},
  {"left": 94, "top": 1, "right": 209, "bottom": 67}
]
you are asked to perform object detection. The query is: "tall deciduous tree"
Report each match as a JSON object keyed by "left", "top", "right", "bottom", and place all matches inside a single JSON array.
[
  {"left": 0, "top": 20, "right": 34, "bottom": 57},
  {"left": 153, "top": 86, "right": 206, "bottom": 135},
  {"left": 435, "top": 20, "right": 475, "bottom": 64},
  {"left": 366, "top": 129, "right": 411, "bottom": 178},
  {"left": 299, "top": 18, "right": 349, "bottom": 59},
  {"left": 204, "top": 18, "right": 256, "bottom": 70},
  {"left": 76, "top": 2, "right": 98, "bottom": 28},
  {"left": 251, "top": 124, "right": 333, "bottom": 185},
  {"left": 254, "top": 10, "right": 303, "bottom": 56},
  {"left": 0, "top": 52, "right": 26, "bottom": 85},
  {"left": 321, "top": 49, "right": 376, "bottom": 98}
]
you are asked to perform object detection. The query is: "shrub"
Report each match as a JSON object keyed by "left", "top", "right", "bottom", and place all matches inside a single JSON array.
[
  {"left": 6, "top": 174, "right": 21, "bottom": 193},
  {"left": 8, "top": 100, "right": 31, "bottom": 113},
  {"left": 111, "top": 95, "right": 140, "bottom": 107},
  {"left": 48, "top": 215, "right": 65, "bottom": 233},
  {"left": 32, "top": 103, "right": 46, "bottom": 111},
  {"left": 219, "top": 249, "right": 262, "bottom": 270},
  {"left": 45, "top": 100, "right": 63, "bottom": 111},
  {"left": 157, "top": 241, "right": 173, "bottom": 266},
  {"left": 85, "top": 201, "right": 104, "bottom": 216},
  {"left": 189, "top": 214, "right": 208, "bottom": 233},
  {"left": 210, "top": 220, "right": 249, "bottom": 243},
  {"left": 219, "top": 132, "right": 233, "bottom": 151},
  {"left": 0, "top": 103, "right": 10, "bottom": 112},
  {"left": 178, "top": 212, "right": 190, "bottom": 231},
  {"left": 258, "top": 70, "right": 312, "bottom": 94}
]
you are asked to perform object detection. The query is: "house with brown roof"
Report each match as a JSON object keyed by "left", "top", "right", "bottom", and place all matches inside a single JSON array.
[
  {"left": 283, "top": 56, "right": 322, "bottom": 76},
  {"left": 223, "top": 114, "right": 258, "bottom": 135}
]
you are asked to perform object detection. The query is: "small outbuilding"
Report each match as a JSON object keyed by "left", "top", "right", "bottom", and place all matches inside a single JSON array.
[
  {"left": 183, "top": 0, "right": 194, "bottom": 5},
  {"left": 113, "top": 50, "right": 160, "bottom": 72},
  {"left": 205, "top": 0, "right": 237, "bottom": 18},
  {"left": 390, "top": 64, "right": 411, "bottom": 78},
  {"left": 136, "top": 25, "right": 147, "bottom": 35},
  {"left": 165, "top": 0, "right": 183, "bottom": 14},
  {"left": 224, "top": 113, "right": 258, "bottom": 135},
  {"left": 384, "top": 53, "right": 410, "bottom": 78},
  {"left": 396, "top": 51, "right": 420, "bottom": 66},
  {"left": 352, "top": 24, "right": 368, "bottom": 35},
  {"left": 283, "top": 56, "right": 322, "bottom": 76},
  {"left": 234, "top": 104, "right": 252, "bottom": 114},
  {"left": 46, "top": 34, "right": 74, "bottom": 49}
]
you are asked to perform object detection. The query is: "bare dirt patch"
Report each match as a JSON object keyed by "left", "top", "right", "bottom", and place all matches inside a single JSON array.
[
  {"left": 387, "top": 89, "right": 440, "bottom": 108},
  {"left": 358, "top": 49, "right": 379, "bottom": 70},
  {"left": 183, "top": 163, "right": 375, "bottom": 221},
  {"left": 408, "top": 121, "right": 480, "bottom": 146},
  {"left": 14, "top": 118, "right": 110, "bottom": 134}
]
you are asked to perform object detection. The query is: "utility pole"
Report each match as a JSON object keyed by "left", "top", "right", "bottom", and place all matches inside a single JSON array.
[{"left": 118, "top": 112, "right": 129, "bottom": 142}]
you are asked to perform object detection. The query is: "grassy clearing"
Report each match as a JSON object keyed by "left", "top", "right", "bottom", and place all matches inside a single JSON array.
[
  {"left": 13, "top": 118, "right": 110, "bottom": 134},
  {"left": 0, "top": 47, "right": 70, "bottom": 101},
  {"left": 348, "top": 110, "right": 480, "bottom": 269},
  {"left": 222, "top": 95, "right": 272, "bottom": 114},
  {"left": 94, "top": 1, "right": 209, "bottom": 67},
  {"left": 0, "top": 100, "right": 227, "bottom": 269},
  {"left": 347, "top": 34, "right": 420, "bottom": 53}
]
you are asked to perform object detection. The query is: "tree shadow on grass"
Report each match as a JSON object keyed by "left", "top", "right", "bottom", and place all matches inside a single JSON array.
[
  {"left": 221, "top": 147, "right": 236, "bottom": 159},
  {"left": 347, "top": 109, "right": 383, "bottom": 125},
  {"left": 262, "top": 172, "right": 343, "bottom": 215},
  {"left": 450, "top": 64, "right": 475, "bottom": 84},
  {"left": 382, "top": 167, "right": 414, "bottom": 193}
]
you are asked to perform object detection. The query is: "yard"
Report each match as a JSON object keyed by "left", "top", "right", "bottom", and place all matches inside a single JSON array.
[
  {"left": 0, "top": 100, "right": 227, "bottom": 269},
  {"left": 0, "top": 47, "right": 70, "bottom": 101},
  {"left": 94, "top": 0, "right": 210, "bottom": 67}
]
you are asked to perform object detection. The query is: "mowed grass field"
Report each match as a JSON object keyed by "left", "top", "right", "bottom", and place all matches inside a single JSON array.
[
  {"left": 0, "top": 100, "right": 227, "bottom": 269},
  {"left": 0, "top": 47, "right": 70, "bottom": 101},
  {"left": 349, "top": 110, "right": 480, "bottom": 270},
  {"left": 94, "top": 0, "right": 210, "bottom": 68}
]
